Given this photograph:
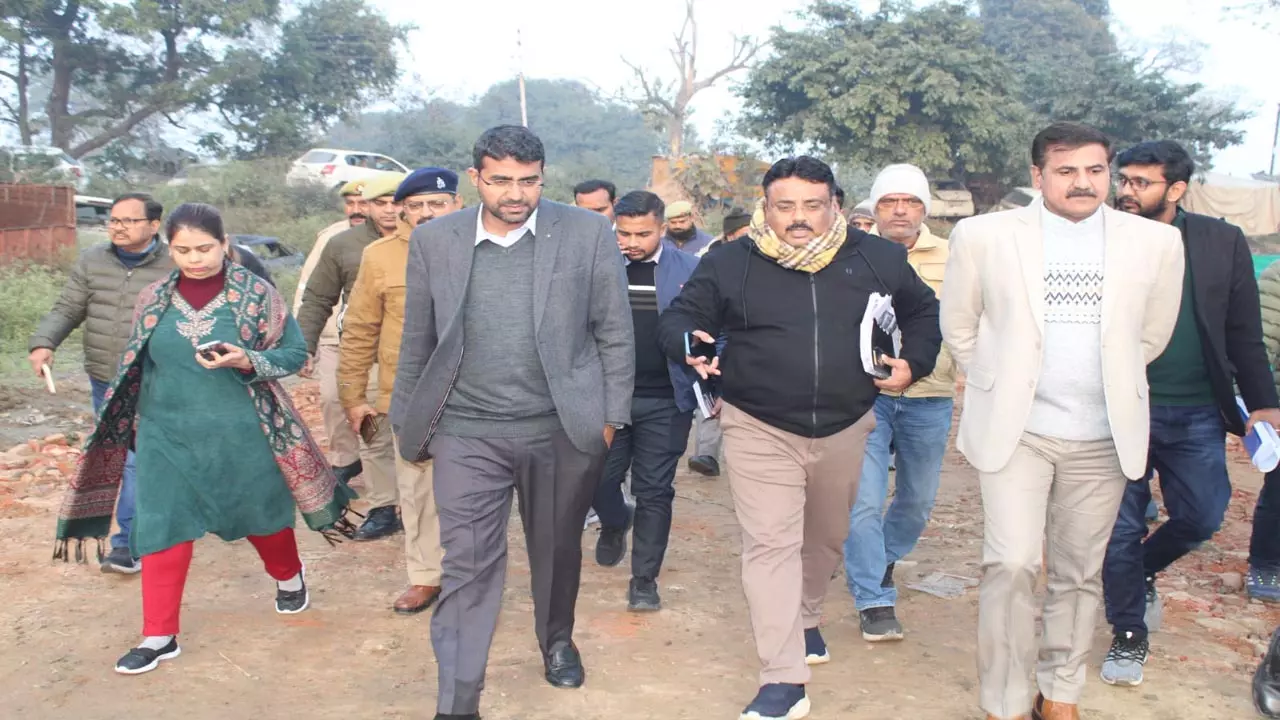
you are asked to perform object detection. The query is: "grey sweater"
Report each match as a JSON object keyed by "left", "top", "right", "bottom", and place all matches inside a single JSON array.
[{"left": 437, "top": 236, "right": 561, "bottom": 438}]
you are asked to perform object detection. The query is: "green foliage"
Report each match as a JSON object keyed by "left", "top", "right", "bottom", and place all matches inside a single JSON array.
[
  {"left": 324, "top": 79, "right": 662, "bottom": 196},
  {"left": 0, "top": 0, "right": 405, "bottom": 160},
  {"left": 738, "top": 1, "right": 1030, "bottom": 188},
  {"left": 0, "top": 262, "right": 84, "bottom": 383}
]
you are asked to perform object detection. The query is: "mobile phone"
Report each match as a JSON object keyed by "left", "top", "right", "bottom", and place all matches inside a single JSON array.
[
  {"left": 196, "top": 341, "right": 226, "bottom": 361},
  {"left": 359, "top": 414, "right": 381, "bottom": 445},
  {"left": 870, "top": 347, "right": 892, "bottom": 380},
  {"left": 684, "top": 331, "right": 717, "bottom": 361}
]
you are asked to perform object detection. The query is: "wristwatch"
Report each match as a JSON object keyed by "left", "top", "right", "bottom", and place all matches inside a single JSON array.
[{"left": 607, "top": 423, "right": 625, "bottom": 430}]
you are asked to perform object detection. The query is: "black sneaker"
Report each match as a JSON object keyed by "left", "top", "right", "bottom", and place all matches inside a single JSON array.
[
  {"left": 114, "top": 637, "right": 181, "bottom": 675},
  {"left": 739, "top": 683, "right": 810, "bottom": 720},
  {"left": 595, "top": 507, "right": 633, "bottom": 567},
  {"left": 353, "top": 505, "right": 402, "bottom": 541},
  {"left": 880, "top": 562, "right": 895, "bottom": 589},
  {"left": 859, "top": 606, "right": 904, "bottom": 642},
  {"left": 687, "top": 455, "right": 721, "bottom": 477},
  {"left": 276, "top": 570, "right": 309, "bottom": 614},
  {"left": 804, "top": 627, "right": 829, "bottom": 665},
  {"left": 100, "top": 546, "right": 140, "bottom": 575},
  {"left": 627, "top": 577, "right": 661, "bottom": 612},
  {"left": 1100, "top": 631, "right": 1149, "bottom": 686}
]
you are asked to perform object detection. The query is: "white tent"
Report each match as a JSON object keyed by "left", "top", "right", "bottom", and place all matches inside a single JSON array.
[{"left": 1182, "top": 172, "right": 1280, "bottom": 236}]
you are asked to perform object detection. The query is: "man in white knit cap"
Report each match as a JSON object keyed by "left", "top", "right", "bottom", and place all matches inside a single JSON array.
[{"left": 843, "top": 164, "right": 957, "bottom": 643}]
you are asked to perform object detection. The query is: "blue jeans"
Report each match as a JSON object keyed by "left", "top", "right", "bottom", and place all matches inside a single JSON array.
[
  {"left": 90, "top": 377, "right": 136, "bottom": 555},
  {"left": 1251, "top": 468, "right": 1280, "bottom": 571},
  {"left": 844, "top": 394, "right": 953, "bottom": 609},
  {"left": 1102, "top": 404, "right": 1231, "bottom": 635}
]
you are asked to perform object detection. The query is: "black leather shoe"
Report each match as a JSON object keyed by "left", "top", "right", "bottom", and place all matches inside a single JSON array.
[
  {"left": 687, "top": 455, "right": 720, "bottom": 477},
  {"left": 1255, "top": 627, "right": 1280, "bottom": 717},
  {"left": 333, "top": 459, "right": 363, "bottom": 486},
  {"left": 544, "top": 641, "right": 585, "bottom": 689},
  {"left": 432, "top": 714, "right": 480, "bottom": 720},
  {"left": 353, "top": 505, "right": 402, "bottom": 541}
]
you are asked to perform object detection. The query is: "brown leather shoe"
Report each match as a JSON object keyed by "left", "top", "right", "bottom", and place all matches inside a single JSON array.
[
  {"left": 1033, "top": 694, "right": 1079, "bottom": 720},
  {"left": 393, "top": 585, "right": 441, "bottom": 614}
]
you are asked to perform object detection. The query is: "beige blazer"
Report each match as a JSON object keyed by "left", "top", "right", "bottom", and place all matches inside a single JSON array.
[{"left": 940, "top": 200, "right": 1184, "bottom": 479}]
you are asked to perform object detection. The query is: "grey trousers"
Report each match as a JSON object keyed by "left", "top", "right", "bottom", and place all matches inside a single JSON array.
[
  {"left": 429, "top": 430, "right": 607, "bottom": 715},
  {"left": 694, "top": 407, "right": 722, "bottom": 458}
]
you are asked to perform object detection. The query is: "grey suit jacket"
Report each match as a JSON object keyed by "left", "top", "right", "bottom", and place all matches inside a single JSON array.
[{"left": 390, "top": 200, "right": 635, "bottom": 461}]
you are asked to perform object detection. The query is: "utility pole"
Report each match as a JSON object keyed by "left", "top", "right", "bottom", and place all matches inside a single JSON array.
[
  {"left": 517, "top": 30, "right": 529, "bottom": 127},
  {"left": 1271, "top": 102, "right": 1280, "bottom": 177}
]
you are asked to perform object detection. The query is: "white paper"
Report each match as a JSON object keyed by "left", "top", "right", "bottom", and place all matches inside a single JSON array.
[
  {"left": 693, "top": 379, "right": 718, "bottom": 418},
  {"left": 860, "top": 292, "right": 902, "bottom": 376},
  {"left": 1237, "top": 396, "right": 1280, "bottom": 472}
]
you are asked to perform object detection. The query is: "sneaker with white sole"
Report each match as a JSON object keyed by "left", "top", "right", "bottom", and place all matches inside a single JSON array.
[
  {"left": 1100, "top": 631, "right": 1149, "bottom": 686},
  {"left": 740, "top": 683, "right": 810, "bottom": 720},
  {"left": 100, "top": 546, "right": 140, "bottom": 575},
  {"left": 114, "top": 637, "right": 181, "bottom": 675},
  {"left": 804, "top": 627, "right": 829, "bottom": 665},
  {"left": 1250, "top": 567, "right": 1280, "bottom": 604},
  {"left": 859, "top": 606, "right": 904, "bottom": 642}
]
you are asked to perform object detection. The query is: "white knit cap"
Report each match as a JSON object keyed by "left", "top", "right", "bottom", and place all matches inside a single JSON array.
[{"left": 869, "top": 164, "right": 931, "bottom": 215}]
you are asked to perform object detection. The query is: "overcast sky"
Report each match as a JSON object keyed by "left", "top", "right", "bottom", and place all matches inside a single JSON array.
[{"left": 373, "top": 0, "right": 1278, "bottom": 178}]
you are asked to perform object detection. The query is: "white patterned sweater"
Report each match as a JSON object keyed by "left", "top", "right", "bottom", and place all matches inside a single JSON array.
[{"left": 1024, "top": 205, "right": 1112, "bottom": 441}]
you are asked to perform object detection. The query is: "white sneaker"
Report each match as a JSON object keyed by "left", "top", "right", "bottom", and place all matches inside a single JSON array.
[{"left": 584, "top": 508, "right": 600, "bottom": 529}]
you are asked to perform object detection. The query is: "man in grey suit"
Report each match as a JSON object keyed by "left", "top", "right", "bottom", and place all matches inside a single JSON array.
[{"left": 390, "top": 125, "right": 635, "bottom": 720}]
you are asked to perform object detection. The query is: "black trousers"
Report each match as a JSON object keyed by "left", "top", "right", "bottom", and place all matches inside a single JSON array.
[
  {"left": 428, "top": 429, "right": 607, "bottom": 715},
  {"left": 592, "top": 395, "right": 694, "bottom": 579}
]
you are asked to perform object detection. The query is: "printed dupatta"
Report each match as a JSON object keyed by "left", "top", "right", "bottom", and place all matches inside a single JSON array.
[{"left": 54, "top": 263, "right": 354, "bottom": 561}]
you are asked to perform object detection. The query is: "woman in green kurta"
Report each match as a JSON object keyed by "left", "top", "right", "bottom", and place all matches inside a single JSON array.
[{"left": 55, "top": 202, "right": 354, "bottom": 676}]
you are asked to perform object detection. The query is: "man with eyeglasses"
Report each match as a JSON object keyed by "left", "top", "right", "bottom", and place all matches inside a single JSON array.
[
  {"left": 29, "top": 192, "right": 173, "bottom": 575},
  {"left": 844, "top": 164, "right": 957, "bottom": 645},
  {"left": 391, "top": 125, "right": 632, "bottom": 719},
  {"left": 298, "top": 172, "right": 407, "bottom": 542},
  {"left": 338, "top": 168, "right": 463, "bottom": 616},
  {"left": 1099, "top": 140, "right": 1280, "bottom": 690}
]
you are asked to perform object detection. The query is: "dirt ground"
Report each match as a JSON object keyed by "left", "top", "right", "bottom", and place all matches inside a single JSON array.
[{"left": 0, "top": 381, "right": 1276, "bottom": 719}]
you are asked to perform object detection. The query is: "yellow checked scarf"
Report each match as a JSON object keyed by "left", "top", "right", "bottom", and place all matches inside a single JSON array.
[{"left": 748, "top": 198, "right": 848, "bottom": 273}]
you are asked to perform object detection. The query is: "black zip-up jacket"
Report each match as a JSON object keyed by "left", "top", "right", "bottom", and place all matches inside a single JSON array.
[{"left": 657, "top": 229, "right": 941, "bottom": 438}]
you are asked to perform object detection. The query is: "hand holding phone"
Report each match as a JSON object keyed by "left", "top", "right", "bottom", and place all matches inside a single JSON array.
[
  {"left": 197, "top": 341, "right": 227, "bottom": 362},
  {"left": 359, "top": 414, "right": 381, "bottom": 445},
  {"left": 683, "top": 330, "right": 721, "bottom": 380},
  {"left": 869, "top": 347, "right": 892, "bottom": 380}
]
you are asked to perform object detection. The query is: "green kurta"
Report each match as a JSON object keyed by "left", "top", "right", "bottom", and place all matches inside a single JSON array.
[{"left": 131, "top": 294, "right": 309, "bottom": 556}]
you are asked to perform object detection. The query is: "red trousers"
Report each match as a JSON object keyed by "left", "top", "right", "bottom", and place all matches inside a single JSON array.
[{"left": 141, "top": 527, "right": 302, "bottom": 636}]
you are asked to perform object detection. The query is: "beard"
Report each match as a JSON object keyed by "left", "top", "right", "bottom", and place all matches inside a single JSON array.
[
  {"left": 667, "top": 226, "right": 696, "bottom": 241},
  {"left": 1115, "top": 196, "right": 1167, "bottom": 221},
  {"left": 485, "top": 198, "right": 534, "bottom": 226}
]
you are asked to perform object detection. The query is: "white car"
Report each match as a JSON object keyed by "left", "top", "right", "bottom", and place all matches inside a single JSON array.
[
  {"left": 285, "top": 148, "right": 408, "bottom": 189},
  {"left": 0, "top": 145, "right": 90, "bottom": 191}
]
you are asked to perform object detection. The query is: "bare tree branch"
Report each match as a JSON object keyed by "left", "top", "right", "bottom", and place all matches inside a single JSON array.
[
  {"left": 0, "top": 70, "right": 17, "bottom": 82},
  {"left": 622, "top": 57, "right": 678, "bottom": 116}
]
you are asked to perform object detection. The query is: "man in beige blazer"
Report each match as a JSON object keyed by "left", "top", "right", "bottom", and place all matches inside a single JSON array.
[{"left": 940, "top": 122, "right": 1184, "bottom": 720}]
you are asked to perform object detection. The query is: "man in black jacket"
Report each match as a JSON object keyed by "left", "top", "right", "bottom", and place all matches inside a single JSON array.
[
  {"left": 658, "top": 156, "right": 941, "bottom": 720},
  {"left": 1101, "top": 140, "right": 1280, "bottom": 689}
]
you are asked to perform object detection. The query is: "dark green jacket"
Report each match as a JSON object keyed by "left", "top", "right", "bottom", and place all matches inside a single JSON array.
[
  {"left": 296, "top": 221, "right": 383, "bottom": 354},
  {"left": 29, "top": 241, "right": 174, "bottom": 382}
]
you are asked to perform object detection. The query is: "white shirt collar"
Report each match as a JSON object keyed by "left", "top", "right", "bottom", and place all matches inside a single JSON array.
[
  {"left": 476, "top": 208, "right": 539, "bottom": 248},
  {"left": 1039, "top": 202, "right": 1103, "bottom": 233}
]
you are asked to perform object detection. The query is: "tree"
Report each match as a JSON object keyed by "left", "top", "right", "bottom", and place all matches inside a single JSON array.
[
  {"left": 980, "top": 0, "right": 1248, "bottom": 169},
  {"left": 0, "top": 0, "right": 405, "bottom": 159},
  {"left": 737, "top": 1, "right": 1030, "bottom": 194},
  {"left": 323, "top": 79, "right": 663, "bottom": 198},
  {"left": 623, "top": 0, "right": 761, "bottom": 158}
]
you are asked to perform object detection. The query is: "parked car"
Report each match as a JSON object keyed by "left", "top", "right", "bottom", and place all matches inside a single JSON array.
[
  {"left": 285, "top": 148, "right": 408, "bottom": 189},
  {"left": 75, "top": 194, "right": 113, "bottom": 225},
  {"left": 0, "top": 145, "right": 90, "bottom": 191},
  {"left": 990, "top": 187, "right": 1041, "bottom": 213},
  {"left": 231, "top": 234, "right": 305, "bottom": 271},
  {"left": 929, "top": 180, "right": 976, "bottom": 220}
]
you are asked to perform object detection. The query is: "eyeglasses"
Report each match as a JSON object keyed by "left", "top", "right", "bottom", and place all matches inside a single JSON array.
[
  {"left": 404, "top": 198, "right": 455, "bottom": 212},
  {"left": 875, "top": 197, "right": 925, "bottom": 210},
  {"left": 1113, "top": 175, "right": 1168, "bottom": 192},
  {"left": 477, "top": 174, "right": 543, "bottom": 190},
  {"left": 108, "top": 217, "right": 150, "bottom": 228}
]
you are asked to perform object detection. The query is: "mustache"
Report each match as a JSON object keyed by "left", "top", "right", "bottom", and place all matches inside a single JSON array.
[
  {"left": 348, "top": 212, "right": 367, "bottom": 220},
  {"left": 1067, "top": 189, "right": 1097, "bottom": 198},
  {"left": 786, "top": 223, "right": 813, "bottom": 233}
]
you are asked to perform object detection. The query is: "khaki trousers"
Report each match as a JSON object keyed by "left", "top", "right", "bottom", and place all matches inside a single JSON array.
[
  {"left": 315, "top": 344, "right": 360, "bottom": 467},
  {"left": 977, "top": 432, "right": 1127, "bottom": 717},
  {"left": 721, "top": 403, "right": 875, "bottom": 685},
  {"left": 392, "top": 437, "right": 444, "bottom": 587},
  {"left": 355, "top": 364, "right": 398, "bottom": 509}
]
